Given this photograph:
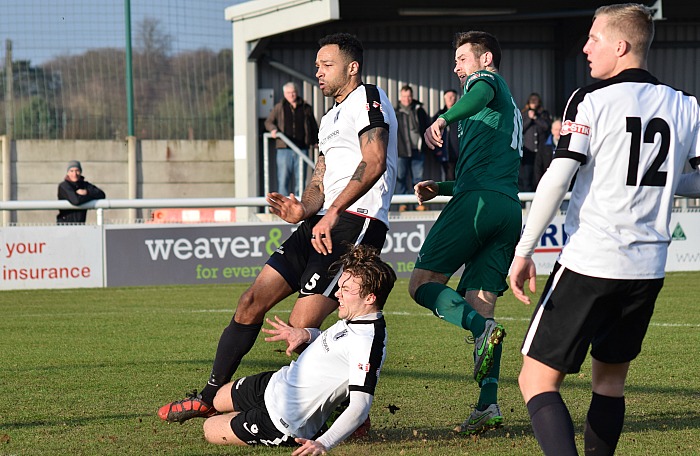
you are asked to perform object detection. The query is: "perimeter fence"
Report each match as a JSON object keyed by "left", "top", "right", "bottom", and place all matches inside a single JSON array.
[{"left": 0, "top": 0, "right": 234, "bottom": 140}]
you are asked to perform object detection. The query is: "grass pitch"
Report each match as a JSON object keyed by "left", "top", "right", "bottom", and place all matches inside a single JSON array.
[{"left": 2, "top": 272, "right": 699, "bottom": 455}]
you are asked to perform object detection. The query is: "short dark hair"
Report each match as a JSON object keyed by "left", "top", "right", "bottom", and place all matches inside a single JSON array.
[
  {"left": 453, "top": 31, "right": 502, "bottom": 70},
  {"left": 444, "top": 89, "right": 458, "bottom": 96},
  {"left": 400, "top": 85, "right": 413, "bottom": 94},
  {"left": 332, "top": 244, "right": 396, "bottom": 310},
  {"left": 318, "top": 33, "right": 364, "bottom": 71}
]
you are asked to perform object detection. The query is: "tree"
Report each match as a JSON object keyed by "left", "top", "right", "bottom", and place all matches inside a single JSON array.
[
  {"left": 136, "top": 17, "right": 171, "bottom": 58},
  {"left": 14, "top": 96, "right": 58, "bottom": 139}
]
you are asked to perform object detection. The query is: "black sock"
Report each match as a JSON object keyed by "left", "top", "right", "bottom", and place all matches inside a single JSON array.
[
  {"left": 584, "top": 392, "right": 625, "bottom": 456},
  {"left": 200, "top": 317, "right": 262, "bottom": 405},
  {"left": 527, "top": 391, "right": 579, "bottom": 456}
]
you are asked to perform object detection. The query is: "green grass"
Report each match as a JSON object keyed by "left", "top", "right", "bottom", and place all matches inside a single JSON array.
[{"left": 2, "top": 272, "right": 699, "bottom": 455}]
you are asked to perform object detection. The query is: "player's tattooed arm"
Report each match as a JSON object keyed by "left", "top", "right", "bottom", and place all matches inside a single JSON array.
[
  {"left": 360, "top": 126, "right": 388, "bottom": 150},
  {"left": 300, "top": 154, "right": 326, "bottom": 217},
  {"left": 351, "top": 161, "right": 367, "bottom": 182},
  {"left": 326, "top": 126, "right": 388, "bottom": 215}
]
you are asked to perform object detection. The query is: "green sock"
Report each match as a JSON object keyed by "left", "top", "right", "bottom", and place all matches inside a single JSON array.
[
  {"left": 477, "top": 343, "right": 502, "bottom": 408},
  {"left": 414, "top": 282, "right": 486, "bottom": 336}
]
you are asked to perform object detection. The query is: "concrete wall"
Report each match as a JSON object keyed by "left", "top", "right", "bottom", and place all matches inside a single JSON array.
[{"left": 2, "top": 139, "right": 234, "bottom": 224}]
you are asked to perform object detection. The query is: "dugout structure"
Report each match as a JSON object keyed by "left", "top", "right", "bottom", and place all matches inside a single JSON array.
[{"left": 225, "top": 0, "right": 700, "bottom": 219}]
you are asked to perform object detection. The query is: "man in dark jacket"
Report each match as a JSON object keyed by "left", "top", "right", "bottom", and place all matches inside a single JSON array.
[
  {"left": 395, "top": 85, "right": 430, "bottom": 210},
  {"left": 264, "top": 82, "right": 319, "bottom": 196},
  {"left": 57, "top": 160, "right": 106, "bottom": 224},
  {"left": 533, "top": 118, "right": 562, "bottom": 188},
  {"left": 519, "top": 93, "right": 552, "bottom": 192},
  {"left": 426, "top": 89, "right": 460, "bottom": 182}
]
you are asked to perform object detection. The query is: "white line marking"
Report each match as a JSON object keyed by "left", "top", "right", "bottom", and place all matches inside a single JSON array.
[{"left": 188, "top": 309, "right": 700, "bottom": 327}]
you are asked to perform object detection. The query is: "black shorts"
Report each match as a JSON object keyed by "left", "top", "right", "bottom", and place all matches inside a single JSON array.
[
  {"left": 266, "top": 212, "right": 387, "bottom": 300},
  {"left": 521, "top": 262, "right": 664, "bottom": 374},
  {"left": 229, "top": 371, "right": 296, "bottom": 447}
]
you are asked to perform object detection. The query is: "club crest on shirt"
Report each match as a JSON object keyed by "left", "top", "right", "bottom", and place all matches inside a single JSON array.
[
  {"left": 365, "top": 100, "right": 383, "bottom": 112},
  {"left": 358, "top": 362, "right": 370, "bottom": 372},
  {"left": 561, "top": 120, "right": 590, "bottom": 136}
]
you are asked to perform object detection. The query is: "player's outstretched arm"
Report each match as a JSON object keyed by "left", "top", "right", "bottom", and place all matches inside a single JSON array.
[
  {"left": 292, "top": 438, "right": 328, "bottom": 455},
  {"left": 267, "top": 155, "right": 326, "bottom": 224},
  {"left": 300, "top": 154, "right": 326, "bottom": 216},
  {"left": 511, "top": 158, "right": 579, "bottom": 304},
  {"left": 266, "top": 192, "right": 307, "bottom": 224},
  {"left": 414, "top": 180, "right": 438, "bottom": 205},
  {"left": 313, "top": 391, "right": 372, "bottom": 452},
  {"left": 262, "top": 316, "right": 313, "bottom": 356},
  {"left": 424, "top": 117, "right": 446, "bottom": 150},
  {"left": 510, "top": 256, "right": 538, "bottom": 305}
]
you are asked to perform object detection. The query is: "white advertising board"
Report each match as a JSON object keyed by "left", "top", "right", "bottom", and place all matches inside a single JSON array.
[
  {"left": 0, "top": 211, "right": 698, "bottom": 290},
  {"left": 0, "top": 225, "right": 103, "bottom": 290},
  {"left": 527, "top": 213, "right": 700, "bottom": 275}
]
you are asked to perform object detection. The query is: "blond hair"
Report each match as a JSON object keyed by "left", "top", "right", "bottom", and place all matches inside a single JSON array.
[{"left": 594, "top": 3, "right": 654, "bottom": 58}]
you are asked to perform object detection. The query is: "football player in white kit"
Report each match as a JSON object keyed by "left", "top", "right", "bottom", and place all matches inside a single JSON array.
[
  {"left": 201, "top": 244, "right": 395, "bottom": 455},
  {"left": 159, "top": 33, "right": 398, "bottom": 425},
  {"left": 510, "top": 4, "right": 700, "bottom": 455}
]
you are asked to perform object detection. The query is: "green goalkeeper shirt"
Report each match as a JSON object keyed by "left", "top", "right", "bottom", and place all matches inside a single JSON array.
[{"left": 439, "top": 70, "right": 522, "bottom": 202}]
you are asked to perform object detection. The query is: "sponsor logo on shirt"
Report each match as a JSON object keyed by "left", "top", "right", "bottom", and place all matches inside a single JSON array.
[
  {"left": 280, "top": 418, "right": 289, "bottom": 428},
  {"left": 322, "top": 332, "right": 330, "bottom": 352},
  {"left": 561, "top": 120, "right": 590, "bottom": 136},
  {"left": 333, "top": 329, "right": 348, "bottom": 341},
  {"left": 319, "top": 129, "right": 340, "bottom": 147},
  {"left": 466, "top": 71, "right": 494, "bottom": 87}
]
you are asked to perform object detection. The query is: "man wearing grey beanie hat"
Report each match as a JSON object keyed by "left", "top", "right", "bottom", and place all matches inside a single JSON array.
[
  {"left": 57, "top": 160, "right": 106, "bottom": 224},
  {"left": 66, "top": 160, "right": 82, "bottom": 172}
]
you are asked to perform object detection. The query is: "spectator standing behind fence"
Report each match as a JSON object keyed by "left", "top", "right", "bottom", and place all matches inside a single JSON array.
[
  {"left": 426, "top": 89, "right": 460, "bottom": 182},
  {"left": 519, "top": 93, "right": 552, "bottom": 192},
  {"left": 264, "top": 82, "right": 319, "bottom": 196},
  {"left": 533, "top": 118, "right": 562, "bottom": 188},
  {"left": 56, "top": 160, "right": 106, "bottom": 225},
  {"left": 395, "top": 85, "right": 429, "bottom": 211}
]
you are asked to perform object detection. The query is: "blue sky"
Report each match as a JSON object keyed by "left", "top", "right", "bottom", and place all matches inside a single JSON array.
[{"left": 1, "top": 0, "right": 250, "bottom": 65}]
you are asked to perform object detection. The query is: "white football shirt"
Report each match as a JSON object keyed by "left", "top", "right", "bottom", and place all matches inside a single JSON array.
[
  {"left": 555, "top": 69, "right": 700, "bottom": 279},
  {"left": 317, "top": 84, "right": 398, "bottom": 228},
  {"left": 264, "top": 313, "right": 387, "bottom": 439}
]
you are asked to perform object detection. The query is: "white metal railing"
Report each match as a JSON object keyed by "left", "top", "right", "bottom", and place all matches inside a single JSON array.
[
  {"left": 0, "top": 195, "right": 452, "bottom": 226},
  {"left": 262, "top": 131, "right": 316, "bottom": 197},
  {"left": 2, "top": 193, "right": 696, "bottom": 226}
]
